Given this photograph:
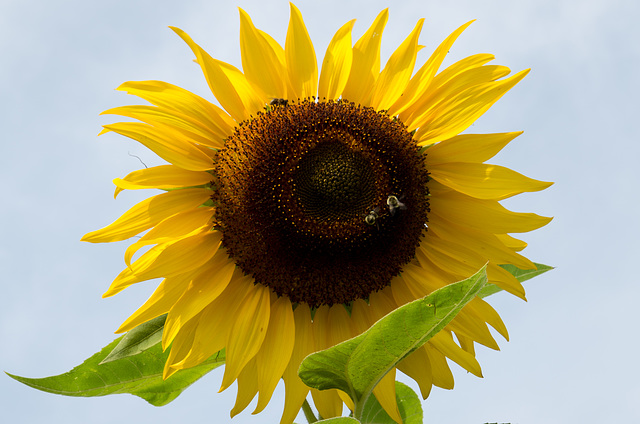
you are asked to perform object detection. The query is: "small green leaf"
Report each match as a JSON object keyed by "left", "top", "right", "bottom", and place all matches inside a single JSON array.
[
  {"left": 7, "top": 337, "right": 225, "bottom": 406},
  {"left": 299, "top": 265, "right": 487, "bottom": 419},
  {"left": 316, "top": 418, "right": 361, "bottom": 423},
  {"left": 479, "top": 262, "right": 553, "bottom": 298},
  {"left": 100, "top": 314, "right": 167, "bottom": 364},
  {"left": 361, "top": 381, "right": 422, "bottom": 424}
]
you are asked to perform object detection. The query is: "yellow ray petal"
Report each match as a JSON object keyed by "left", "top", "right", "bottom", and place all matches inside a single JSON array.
[
  {"left": 115, "top": 272, "right": 193, "bottom": 333},
  {"left": 82, "top": 188, "right": 212, "bottom": 243},
  {"left": 124, "top": 207, "right": 214, "bottom": 267},
  {"left": 285, "top": 3, "right": 318, "bottom": 99},
  {"left": 430, "top": 162, "right": 553, "bottom": 200},
  {"left": 163, "top": 313, "right": 200, "bottom": 379},
  {"left": 426, "top": 132, "right": 521, "bottom": 165},
  {"left": 405, "top": 64, "right": 511, "bottom": 131},
  {"left": 403, "top": 53, "right": 496, "bottom": 126},
  {"left": 420, "top": 235, "right": 526, "bottom": 299},
  {"left": 318, "top": 19, "right": 355, "bottom": 100},
  {"left": 281, "top": 304, "right": 314, "bottom": 424},
  {"left": 101, "top": 122, "right": 215, "bottom": 171},
  {"left": 397, "top": 346, "right": 433, "bottom": 399},
  {"left": 220, "top": 283, "right": 271, "bottom": 391},
  {"left": 426, "top": 216, "right": 535, "bottom": 270},
  {"left": 430, "top": 331, "right": 483, "bottom": 377},
  {"left": 414, "top": 69, "right": 530, "bottom": 145},
  {"left": 171, "top": 27, "right": 265, "bottom": 121},
  {"left": 342, "top": 9, "right": 388, "bottom": 105},
  {"left": 116, "top": 80, "right": 235, "bottom": 141},
  {"left": 310, "top": 306, "right": 344, "bottom": 419},
  {"left": 429, "top": 190, "right": 552, "bottom": 234},
  {"left": 162, "top": 252, "right": 237, "bottom": 348},
  {"left": 239, "top": 8, "right": 287, "bottom": 99},
  {"left": 390, "top": 20, "right": 474, "bottom": 117},
  {"left": 469, "top": 297, "right": 509, "bottom": 341},
  {"left": 101, "top": 105, "right": 225, "bottom": 149},
  {"left": 113, "top": 165, "right": 212, "bottom": 198},
  {"left": 104, "top": 228, "right": 222, "bottom": 297},
  {"left": 425, "top": 344, "right": 454, "bottom": 389},
  {"left": 173, "top": 272, "right": 254, "bottom": 369},
  {"left": 372, "top": 368, "right": 401, "bottom": 424},
  {"left": 370, "top": 18, "right": 424, "bottom": 111},
  {"left": 231, "top": 358, "right": 260, "bottom": 417},
  {"left": 496, "top": 233, "right": 528, "bottom": 251},
  {"left": 254, "top": 296, "right": 295, "bottom": 414}
]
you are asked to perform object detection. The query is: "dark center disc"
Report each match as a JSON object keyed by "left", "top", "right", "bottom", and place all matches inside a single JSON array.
[{"left": 214, "top": 99, "right": 430, "bottom": 307}]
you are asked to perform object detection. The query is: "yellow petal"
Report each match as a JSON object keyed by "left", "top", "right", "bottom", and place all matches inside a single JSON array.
[
  {"left": 113, "top": 165, "right": 212, "bottom": 198},
  {"left": 239, "top": 8, "right": 287, "bottom": 99},
  {"left": 430, "top": 331, "right": 483, "bottom": 377},
  {"left": 280, "top": 304, "right": 314, "bottom": 424},
  {"left": 310, "top": 306, "right": 344, "bottom": 419},
  {"left": 372, "top": 368, "right": 401, "bottom": 424},
  {"left": 425, "top": 344, "right": 454, "bottom": 389},
  {"left": 414, "top": 69, "right": 530, "bottom": 145},
  {"left": 405, "top": 65, "right": 510, "bottom": 130},
  {"left": 427, "top": 212, "right": 535, "bottom": 270},
  {"left": 496, "top": 233, "right": 528, "bottom": 251},
  {"left": 116, "top": 80, "right": 235, "bottom": 141},
  {"left": 342, "top": 9, "right": 388, "bottom": 105},
  {"left": 124, "top": 207, "right": 214, "bottom": 267},
  {"left": 390, "top": 20, "right": 474, "bottom": 117},
  {"left": 220, "top": 283, "right": 271, "bottom": 391},
  {"left": 115, "top": 271, "right": 194, "bottom": 333},
  {"left": 171, "top": 27, "right": 264, "bottom": 121},
  {"left": 318, "top": 20, "right": 355, "bottom": 100},
  {"left": 104, "top": 229, "right": 222, "bottom": 296},
  {"left": 370, "top": 18, "right": 424, "bottom": 111},
  {"left": 81, "top": 188, "right": 212, "bottom": 243},
  {"left": 403, "top": 53, "right": 496, "bottom": 126},
  {"left": 231, "top": 358, "right": 259, "bottom": 417},
  {"left": 429, "top": 190, "right": 552, "bottom": 234},
  {"left": 101, "top": 122, "right": 215, "bottom": 171},
  {"left": 430, "top": 162, "right": 553, "bottom": 200},
  {"left": 162, "top": 252, "right": 238, "bottom": 348},
  {"left": 285, "top": 3, "right": 318, "bottom": 99},
  {"left": 254, "top": 296, "right": 295, "bottom": 414},
  {"left": 173, "top": 272, "right": 254, "bottom": 369},
  {"left": 101, "top": 105, "right": 224, "bottom": 149},
  {"left": 163, "top": 313, "right": 199, "bottom": 379},
  {"left": 426, "top": 132, "right": 522, "bottom": 165},
  {"left": 397, "top": 346, "right": 433, "bottom": 399}
]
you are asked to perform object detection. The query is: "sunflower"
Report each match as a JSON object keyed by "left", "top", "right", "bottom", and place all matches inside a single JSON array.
[{"left": 82, "top": 4, "right": 552, "bottom": 423}]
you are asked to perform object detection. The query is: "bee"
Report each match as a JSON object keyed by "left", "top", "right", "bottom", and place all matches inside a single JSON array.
[
  {"left": 269, "top": 98, "right": 289, "bottom": 107},
  {"left": 364, "top": 207, "right": 380, "bottom": 227},
  {"left": 386, "top": 195, "right": 406, "bottom": 216}
]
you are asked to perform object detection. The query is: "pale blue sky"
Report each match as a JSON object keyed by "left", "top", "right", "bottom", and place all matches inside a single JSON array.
[{"left": 2, "top": 0, "right": 638, "bottom": 422}]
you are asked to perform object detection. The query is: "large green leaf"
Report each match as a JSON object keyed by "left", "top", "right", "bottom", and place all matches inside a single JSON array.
[
  {"left": 316, "top": 418, "right": 361, "bottom": 423},
  {"left": 100, "top": 314, "right": 167, "bottom": 364},
  {"left": 7, "top": 336, "right": 225, "bottom": 406},
  {"left": 299, "top": 265, "right": 487, "bottom": 419},
  {"left": 478, "top": 262, "right": 553, "bottom": 298},
  {"left": 361, "top": 381, "right": 422, "bottom": 424}
]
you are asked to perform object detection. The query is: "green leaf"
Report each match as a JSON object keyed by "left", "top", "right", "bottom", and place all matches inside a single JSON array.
[
  {"left": 100, "top": 314, "right": 167, "bottom": 364},
  {"left": 7, "top": 337, "right": 225, "bottom": 406},
  {"left": 316, "top": 418, "right": 361, "bottom": 423},
  {"left": 299, "top": 265, "right": 487, "bottom": 419},
  {"left": 361, "top": 381, "right": 422, "bottom": 424},
  {"left": 478, "top": 262, "right": 553, "bottom": 298}
]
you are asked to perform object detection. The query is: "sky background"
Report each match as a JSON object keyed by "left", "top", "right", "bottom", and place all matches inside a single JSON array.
[{"left": 1, "top": 0, "right": 638, "bottom": 422}]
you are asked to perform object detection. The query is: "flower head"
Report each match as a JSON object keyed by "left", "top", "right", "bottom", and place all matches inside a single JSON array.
[{"left": 83, "top": 4, "right": 551, "bottom": 423}]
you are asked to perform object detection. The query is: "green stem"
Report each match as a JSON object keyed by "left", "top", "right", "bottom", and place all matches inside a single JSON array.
[{"left": 302, "top": 398, "right": 318, "bottom": 423}]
